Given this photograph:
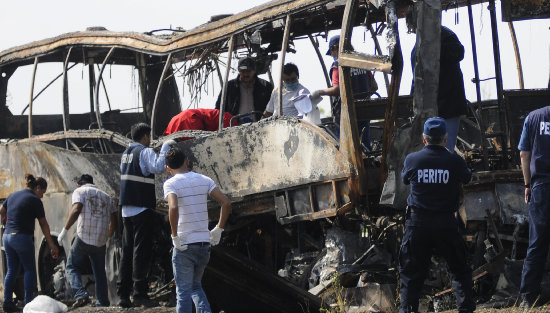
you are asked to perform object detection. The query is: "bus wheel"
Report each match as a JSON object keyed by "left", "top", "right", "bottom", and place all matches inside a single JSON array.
[{"left": 37, "top": 237, "right": 65, "bottom": 297}]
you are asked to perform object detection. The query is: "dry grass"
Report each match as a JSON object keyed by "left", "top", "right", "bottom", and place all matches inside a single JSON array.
[{"left": 439, "top": 304, "right": 550, "bottom": 313}]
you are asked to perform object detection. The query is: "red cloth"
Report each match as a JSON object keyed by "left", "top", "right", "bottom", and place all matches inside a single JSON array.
[{"left": 163, "top": 109, "right": 234, "bottom": 136}]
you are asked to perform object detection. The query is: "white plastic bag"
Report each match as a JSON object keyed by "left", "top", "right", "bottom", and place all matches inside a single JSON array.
[
  {"left": 304, "top": 107, "right": 322, "bottom": 125},
  {"left": 23, "top": 295, "right": 68, "bottom": 313}
]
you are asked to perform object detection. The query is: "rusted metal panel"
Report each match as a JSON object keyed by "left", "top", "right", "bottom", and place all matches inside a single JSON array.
[
  {"left": 380, "top": 0, "right": 403, "bottom": 190},
  {"left": 461, "top": 170, "right": 526, "bottom": 224},
  {"left": 218, "top": 36, "right": 234, "bottom": 131},
  {"left": 156, "top": 117, "right": 353, "bottom": 200},
  {"left": 338, "top": 51, "right": 392, "bottom": 73},
  {"left": 0, "top": 0, "right": 333, "bottom": 66},
  {"left": 0, "top": 142, "right": 121, "bottom": 200},
  {"left": 17, "top": 129, "right": 131, "bottom": 147},
  {"left": 0, "top": 141, "right": 121, "bottom": 281},
  {"left": 380, "top": 0, "right": 440, "bottom": 209},
  {"left": 278, "top": 15, "right": 292, "bottom": 116},
  {"left": 501, "top": 0, "right": 550, "bottom": 21},
  {"left": 338, "top": 0, "right": 367, "bottom": 203}
]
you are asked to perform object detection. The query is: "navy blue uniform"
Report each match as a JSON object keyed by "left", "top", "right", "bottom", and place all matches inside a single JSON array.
[
  {"left": 518, "top": 106, "right": 550, "bottom": 304},
  {"left": 118, "top": 144, "right": 157, "bottom": 300},
  {"left": 399, "top": 145, "right": 474, "bottom": 313},
  {"left": 4, "top": 189, "right": 45, "bottom": 234}
]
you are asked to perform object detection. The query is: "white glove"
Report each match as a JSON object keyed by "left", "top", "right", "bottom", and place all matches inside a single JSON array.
[
  {"left": 172, "top": 235, "right": 187, "bottom": 252},
  {"left": 209, "top": 226, "right": 224, "bottom": 246},
  {"left": 57, "top": 228, "right": 67, "bottom": 247},
  {"left": 163, "top": 139, "right": 177, "bottom": 147},
  {"left": 309, "top": 90, "right": 322, "bottom": 100}
]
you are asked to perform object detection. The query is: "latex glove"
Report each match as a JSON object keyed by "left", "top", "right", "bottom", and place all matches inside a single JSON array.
[
  {"left": 309, "top": 90, "right": 322, "bottom": 101},
  {"left": 172, "top": 235, "right": 187, "bottom": 252},
  {"left": 163, "top": 139, "right": 177, "bottom": 147},
  {"left": 57, "top": 228, "right": 67, "bottom": 247},
  {"left": 209, "top": 226, "right": 224, "bottom": 246}
]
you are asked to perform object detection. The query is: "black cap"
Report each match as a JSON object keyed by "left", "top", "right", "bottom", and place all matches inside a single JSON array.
[
  {"left": 238, "top": 57, "right": 255, "bottom": 71},
  {"left": 77, "top": 174, "right": 93, "bottom": 185}
]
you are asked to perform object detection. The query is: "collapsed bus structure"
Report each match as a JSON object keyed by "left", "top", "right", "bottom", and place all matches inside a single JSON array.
[{"left": 0, "top": 0, "right": 549, "bottom": 311}]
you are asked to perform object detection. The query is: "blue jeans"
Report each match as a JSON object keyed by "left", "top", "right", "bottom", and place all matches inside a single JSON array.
[
  {"left": 445, "top": 116, "right": 460, "bottom": 151},
  {"left": 172, "top": 244, "right": 212, "bottom": 313},
  {"left": 3, "top": 233, "right": 36, "bottom": 305},
  {"left": 66, "top": 236, "right": 109, "bottom": 306},
  {"left": 520, "top": 183, "right": 550, "bottom": 303}
]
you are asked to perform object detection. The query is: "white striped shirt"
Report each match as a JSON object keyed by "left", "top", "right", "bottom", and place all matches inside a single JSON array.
[{"left": 163, "top": 172, "right": 216, "bottom": 244}]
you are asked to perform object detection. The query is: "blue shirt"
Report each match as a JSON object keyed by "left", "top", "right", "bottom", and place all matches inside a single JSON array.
[
  {"left": 120, "top": 142, "right": 171, "bottom": 217},
  {"left": 3, "top": 189, "right": 45, "bottom": 234},
  {"left": 402, "top": 145, "right": 471, "bottom": 227},
  {"left": 518, "top": 106, "right": 550, "bottom": 187}
]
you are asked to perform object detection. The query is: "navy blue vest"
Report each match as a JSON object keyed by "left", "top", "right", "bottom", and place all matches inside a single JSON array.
[
  {"left": 329, "top": 60, "right": 372, "bottom": 97},
  {"left": 525, "top": 106, "right": 550, "bottom": 187},
  {"left": 119, "top": 145, "right": 156, "bottom": 209}
]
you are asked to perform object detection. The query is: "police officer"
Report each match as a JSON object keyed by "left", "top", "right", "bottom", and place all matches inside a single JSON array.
[
  {"left": 117, "top": 123, "right": 175, "bottom": 307},
  {"left": 399, "top": 117, "right": 475, "bottom": 313},
  {"left": 518, "top": 105, "right": 550, "bottom": 309},
  {"left": 310, "top": 35, "right": 378, "bottom": 150}
]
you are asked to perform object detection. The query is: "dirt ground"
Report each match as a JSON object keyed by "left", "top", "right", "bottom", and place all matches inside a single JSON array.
[
  {"left": 64, "top": 303, "right": 550, "bottom": 313},
  {"left": 439, "top": 305, "right": 550, "bottom": 313},
  {"left": 70, "top": 307, "right": 176, "bottom": 313}
]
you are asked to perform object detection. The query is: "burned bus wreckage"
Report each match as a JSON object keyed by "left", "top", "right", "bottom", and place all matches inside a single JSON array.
[{"left": 0, "top": 0, "right": 549, "bottom": 311}]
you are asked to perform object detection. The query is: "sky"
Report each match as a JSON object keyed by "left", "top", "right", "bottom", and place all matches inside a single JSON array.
[{"left": 1, "top": 0, "right": 548, "bottom": 118}]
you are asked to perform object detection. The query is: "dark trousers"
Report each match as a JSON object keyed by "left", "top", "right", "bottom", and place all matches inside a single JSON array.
[
  {"left": 399, "top": 225, "right": 475, "bottom": 313},
  {"left": 117, "top": 209, "right": 154, "bottom": 299},
  {"left": 520, "top": 183, "right": 550, "bottom": 302}
]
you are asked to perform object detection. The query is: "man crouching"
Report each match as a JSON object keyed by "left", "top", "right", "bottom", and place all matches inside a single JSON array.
[{"left": 163, "top": 147, "right": 231, "bottom": 313}]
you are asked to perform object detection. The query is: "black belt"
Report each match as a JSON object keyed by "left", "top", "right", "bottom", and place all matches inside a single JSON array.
[
  {"left": 187, "top": 242, "right": 210, "bottom": 247},
  {"left": 408, "top": 206, "right": 454, "bottom": 215}
]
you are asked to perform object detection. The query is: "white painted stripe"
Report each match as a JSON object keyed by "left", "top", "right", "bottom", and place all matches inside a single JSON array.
[{"left": 121, "top": 174, "right": 155, "bottom": 184}]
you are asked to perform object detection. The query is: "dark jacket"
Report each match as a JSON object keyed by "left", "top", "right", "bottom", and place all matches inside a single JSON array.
[
  {"left": 402, "top": 144, "right": 471, "bottom": 227},
  {"left": 119, "top": 145, "right": 156, "bottom": 209},
  {"left": 411, "top": 26, "right": 468, "bottom": 119},
  {"left": 215, "top": 76, "right": 273, "bottom": 116}
]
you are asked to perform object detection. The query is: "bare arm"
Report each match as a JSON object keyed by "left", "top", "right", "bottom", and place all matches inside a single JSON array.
[
  {"left": 38, "top": 217, "right": 59, "bottom": 256},
  {"left": 63, "top": 203, "right": 83, "bottom": 230},
  {"left": 167, "top": 193, "right": 179, "bottom": 237},
  {"left": 520, "top": 150, "right": 532, "bottom": 204},
  {"left": 209, "top": 188, "right": 231, "bottom": 229},
  {"left": 263, "top": 111, "right": 273, "bottom": 118},
  {"left": 0, "top": 204, "right": 5, "bottom": 224},
  {"left": 319, "top": 85, "right": 339, "bottom": 97},
  {"left": 108, "top": 212, "right": 117, "bottom": 238}
]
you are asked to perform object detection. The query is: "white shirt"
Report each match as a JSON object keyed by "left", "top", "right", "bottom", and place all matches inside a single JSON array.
[
  {"left": 163, "top": 172, "right": 216, "bottom": 244},
  {"left": 265, "top": 83, "right": 311, "bottom": 117},
  {"left": 72, "top": 184, "right": 117, "bottom": 247}
]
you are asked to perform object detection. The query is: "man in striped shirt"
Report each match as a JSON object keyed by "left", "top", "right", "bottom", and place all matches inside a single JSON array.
[{"left": 163, "top": 147, "right": 231, "bottom": 313}]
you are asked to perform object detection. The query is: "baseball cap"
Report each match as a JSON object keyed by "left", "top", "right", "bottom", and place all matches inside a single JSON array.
[
  {"left": 238, "top": 57, "right": 256, "bottom": 71},
  {"left": 326, "top": 35, "right": 340, "bottom": 55},
  {"left": 423, "top": 117, "right": 447, "bottom": 137},
  {"left": 77, "top": 174, "right": 94, "bottom": 185}
]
